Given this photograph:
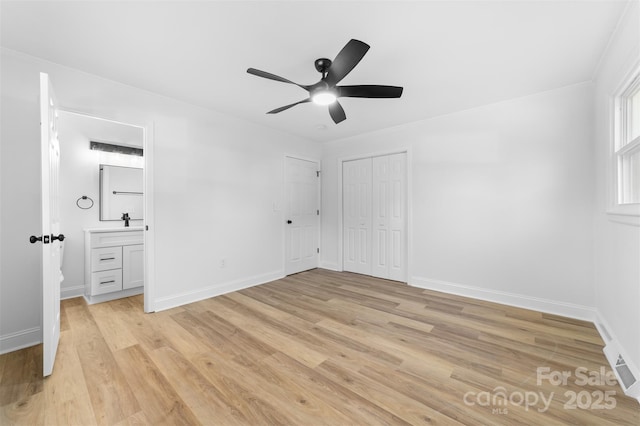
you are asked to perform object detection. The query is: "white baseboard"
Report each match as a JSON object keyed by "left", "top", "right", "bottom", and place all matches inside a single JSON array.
[
  {"left": 410, "top": 276, "right": 597, "bottom": 322},
  {"left": 0, "top": 326, "right": 41, "bottom": 355},
  {"left": 319, "top": 261, "right": 340, "bottom": 271},
  {"left": 61, "top": 284, "right": 85, "bottom": 300},
  {"left": 84, "top": 286, "right": 144, "bottom": 305},
  {"left": 153, "top": 270, "right": 284, "bottom": 312}
]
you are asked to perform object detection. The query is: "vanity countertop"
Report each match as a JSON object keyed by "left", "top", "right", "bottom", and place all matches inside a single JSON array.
[{"left": 84, "top": 226, "right": 144, "bottom": 233}]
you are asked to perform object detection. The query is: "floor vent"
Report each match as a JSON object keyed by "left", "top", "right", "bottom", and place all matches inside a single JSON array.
[
  {"left": 615, "top": 354, "right": 637, "bottom": 389},
  {"left": 604, "top": 343, "right": 640, "bottom": 402}
]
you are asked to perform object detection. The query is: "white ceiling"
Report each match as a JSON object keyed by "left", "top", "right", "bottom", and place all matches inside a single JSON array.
[{"left": 0, "top": 1, "right": 629, "bottom": 142}]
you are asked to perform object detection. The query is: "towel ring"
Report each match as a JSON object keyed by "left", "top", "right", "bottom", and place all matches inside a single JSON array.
[{"left": 76, "top": 195, "right": 94, "bottom": 210}]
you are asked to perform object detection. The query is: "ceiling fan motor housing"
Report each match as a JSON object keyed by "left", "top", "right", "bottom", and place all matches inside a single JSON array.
[{"left": 314, "top": 58, "right": 332, "bottom": 75}]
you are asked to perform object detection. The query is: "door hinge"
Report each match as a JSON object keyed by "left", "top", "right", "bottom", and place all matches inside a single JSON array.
[
  {"left": 317, "top": 248, "right": 320, "bottom": 253},
  {"left": 316, "top": 171, "right": 321, "bottom": 177},
  {"left": 317, "top": 209, "right": 320, "bottom": 215}
]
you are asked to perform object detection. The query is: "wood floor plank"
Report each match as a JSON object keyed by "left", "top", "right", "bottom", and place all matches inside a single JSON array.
[
  {"left": 149, "top": 346, "right": 251, "bottom": 425},
  {"left": 65, "top": 304, "right": 140, "bottom": 425},
  {"left": 0, "top": 344, "right": 42, "bottom": 407},
  {"left": 316, "top": 358, "right": 465, "bottom": 425},
  {"left": 264, "top": 352, "right": 411, "bottom": 425},
  {"left": 89, "top": 302, "right": 138, "bottom": 353},
  {"left": 43, "top": 330, "right": 96, "bottom": 426},
  {"left": 189, "top": 351, "right": 295, "bottom": 425},
  {"left": 0, "top": 269, "right": 637, "bottom": 425},
  {"left": 202, "top": 297, "right": 329, "bottom": 368},
  {"left": 113, "top": 345, "right": 199, "bottom": 425}
]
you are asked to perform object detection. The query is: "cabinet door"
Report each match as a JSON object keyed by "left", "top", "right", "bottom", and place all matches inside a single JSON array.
[{"left": 123, "top": 244, "right": 144, "bottom": 289}]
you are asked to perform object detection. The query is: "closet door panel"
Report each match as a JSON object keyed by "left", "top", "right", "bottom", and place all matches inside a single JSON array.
[
  {"left": 343, "top": 158, "right": 372, "bottom": 275},
  {"left": 388, "top": 153, "right": 406, "bottom": 281},
  {"left": 343, "top": 152, "right": 406, "bottom": 281},
  {"left": 372, "top": 155, "right": 390, "bottom": 279}
]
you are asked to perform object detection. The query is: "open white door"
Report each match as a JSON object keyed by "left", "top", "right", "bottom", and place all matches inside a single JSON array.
[
  {"left": 284, "top": 157, "right": 319, "bottom": 275},
  {"left": 40, "top": 73, "right": 62, "bottom": 377}
]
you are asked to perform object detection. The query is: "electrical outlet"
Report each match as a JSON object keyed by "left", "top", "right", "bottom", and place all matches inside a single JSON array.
[{"left": 220, "top": 258, "right": 226, "bottom": 268}]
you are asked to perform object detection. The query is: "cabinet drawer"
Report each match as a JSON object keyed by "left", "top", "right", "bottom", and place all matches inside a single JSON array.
[
  {"left": 91, "top": 247, "right": 122, "bottom": 272},
  {"left": 90, "top": 230, "right": 143, "bottom": 248},
  {"left": 91, "top": 269, "right": 123, "bottom": 295}
]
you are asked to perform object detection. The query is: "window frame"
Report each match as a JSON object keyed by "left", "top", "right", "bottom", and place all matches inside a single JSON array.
[{"left": 608, "top": 64, "right": 640, "bottom": 221}]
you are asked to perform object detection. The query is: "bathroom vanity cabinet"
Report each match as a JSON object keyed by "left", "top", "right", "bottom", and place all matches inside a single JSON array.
[{"left": 84, "top": 227, "right": 144, "bottom": 304}]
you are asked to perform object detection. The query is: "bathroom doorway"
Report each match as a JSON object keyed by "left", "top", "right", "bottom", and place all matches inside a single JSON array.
[{"left": 56, "top": 110, "right": 153, "bottom": 312}]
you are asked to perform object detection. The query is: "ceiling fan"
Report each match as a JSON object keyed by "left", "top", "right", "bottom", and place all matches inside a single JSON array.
[{"left": 247, "top": 39, "right": 403, "bottom": 124}]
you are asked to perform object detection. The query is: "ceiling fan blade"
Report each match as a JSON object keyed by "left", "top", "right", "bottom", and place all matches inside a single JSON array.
[
  {"left": 247, "top": 68, "right": 309, "bottom": 90},
  {"left": 267, "top": 98, "right": 310, "bottom": 114},
  {"left": 328, "top": 101, "right": 347, "bottom": 124},
  {"left": 338, "top": 85, "right": 403, "bottom": 98},
  {"left": 324, "top": 39, "right": 370, "bottom": 86}
]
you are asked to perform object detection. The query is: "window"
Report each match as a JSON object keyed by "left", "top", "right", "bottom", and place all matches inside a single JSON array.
[{"left": 611, "top": 68, "right": 640, "bottom": 216}]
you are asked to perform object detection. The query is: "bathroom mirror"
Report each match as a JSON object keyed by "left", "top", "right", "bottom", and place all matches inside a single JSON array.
[{"left": 99, "top": 165, "right": 143, "bottom": 221}]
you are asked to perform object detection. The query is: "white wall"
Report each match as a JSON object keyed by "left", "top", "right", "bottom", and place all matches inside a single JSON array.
[
  {"left": 58, "top": 112, "right": 144, "bottom": 299},
  {"left": 0, "top": 49, "right": 320, "bottom": 352},
  {"left": 322, "top": 83, "right": 596, "bottom": 319},
  {"left": 593, "top": 1, "right": 640, "bottom": 371}
]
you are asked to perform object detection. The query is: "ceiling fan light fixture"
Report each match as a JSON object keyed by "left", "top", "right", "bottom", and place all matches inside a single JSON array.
[
  {"left": 311, "top": 90, "right": 337, "bottom": 106},
  {"left": 248, "top": 39, "right": 403, "bottom": 124}
]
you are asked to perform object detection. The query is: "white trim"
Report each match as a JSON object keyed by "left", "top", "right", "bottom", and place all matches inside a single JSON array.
[
  {"left": 0, "top": 327, "right": 41, "bottom": 355},
  {"left": 153, "top": 270, "right": 284, "bottom": 312},
  {"left": 406, "top": 149, "right": 414, "bottom": 283},
  {"left": 590, "top": 0, "right": 636, "bottom": 82},
  {"left": 319, "top": 261, "right": 339, "bottom": 271},
  {"left": 410, "top": 276, "right": 597, "bottom": 322},
  {"left": 60, "top": 285, "right": 84, "bottom": 300},
  {"left": 607, "top": 60, "right": 640, "bottom": 219},
  {"left": 84, "top": 286, "right": 143, "bottom": 305},
  {"left": 143, "top": 122, "right": 155, "bottom": 313}
]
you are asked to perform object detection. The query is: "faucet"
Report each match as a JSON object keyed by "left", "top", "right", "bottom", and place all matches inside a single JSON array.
[{"left": 121, "top": 213, "right": 130, "bottom": 227}]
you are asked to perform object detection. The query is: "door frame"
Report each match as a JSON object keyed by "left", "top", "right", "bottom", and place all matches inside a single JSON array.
[
  {"left": 55, "top": 109, "right": 156, "bottom": 313},
  {"left": 282, "top": 154, "right": 321, "bottom": 276},
  {"left": 337, "top": 148, "right": 412, "bottom": 282}
]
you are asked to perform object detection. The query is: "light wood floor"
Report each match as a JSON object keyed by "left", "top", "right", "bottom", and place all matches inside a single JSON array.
[{"left": 1, "top": 269, "right": 638, "bottom": 425}]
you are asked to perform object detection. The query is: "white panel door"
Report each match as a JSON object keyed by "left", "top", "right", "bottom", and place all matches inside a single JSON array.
[
  {"left": 343, "top": 158, "right": 372, "bottom": 275},
  {"left": 387, "top": 153, "right": 407, "bottom": 281},
  {"left": 40, "top": 73, "right": 62, "bottom": 377},
  {"left": 285, "top": 157, "right": 319, "bottom": 275},
  {"left": 371, "top": 155, "right": 390, "bottom": 279},
  {"left": 343, "top": 153, "right": 406, "bottom": 281}
]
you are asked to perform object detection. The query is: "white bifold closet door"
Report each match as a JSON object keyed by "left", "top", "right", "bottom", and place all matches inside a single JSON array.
[{"left": 343, "top": 153, "right": 406, "bottom": 281}]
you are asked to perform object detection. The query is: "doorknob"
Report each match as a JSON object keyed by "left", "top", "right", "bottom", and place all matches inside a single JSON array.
[
  {"left": 51, "top": 234, "right": 65, "bottom": 242},
  {"left": 287, "top": 220, "right": 293, "bottom": 224},
  {"left": 30, "top": 235, "right": 51, "bottom": 244}
]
